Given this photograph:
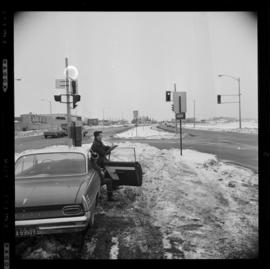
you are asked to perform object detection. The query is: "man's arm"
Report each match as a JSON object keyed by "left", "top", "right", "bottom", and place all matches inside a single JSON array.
[{"left": 105, "top": 145, "right": 118, "bottom": 154}]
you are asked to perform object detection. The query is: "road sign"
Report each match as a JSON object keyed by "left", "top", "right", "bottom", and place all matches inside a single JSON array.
[
  {"left": 173, "top": 92, "right": 187, "bottom": 113},
  {"left": 176, "top": 113, "right": 185, "bottom": 120},
  {"left": 133, "top": 110, "right": 138, "bottom": 119},
  {"left": 55, "top": 79, "right": 68, "bottom": 89}
]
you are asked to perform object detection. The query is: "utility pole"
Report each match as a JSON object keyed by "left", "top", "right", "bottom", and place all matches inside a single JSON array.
[
  {"left": 193, "top": 99, "right": 195, "bottom": 128},
  {"left": 65, "top": 57, "right": 72, "bottom": 146},
  {"left": 49, "top": 101, "right": 52, "bottom": 115},
  {"left": 238, "top": 78, "right": 242, "bottom": 129},
  {"left": 174, "top": 82, "right": 177, "bottom": 135},
  {"left": 102, "top": 108, "right": 105, "bottom": 129}
]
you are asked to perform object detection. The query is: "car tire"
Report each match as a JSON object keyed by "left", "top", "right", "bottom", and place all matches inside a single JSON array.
[
  {"left": 44, "top": 135, "right": 47, "bottom": 139},
  {"left": 90, "top": 212, "right": 95, "bottom": 227},
  {"left": 95, "top": 194, "right": 99, "bottom": 207}
]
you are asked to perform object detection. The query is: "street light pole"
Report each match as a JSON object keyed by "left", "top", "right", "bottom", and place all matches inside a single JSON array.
[
  {"left": 65, "top": 57, "right": 72, "bottom": 146},
  {"left": 102, "top": 108, "right": 105, "bottom": 129},
  {"left": 218, "top": 74, "right": 242, "bottom": 129},
  {"left": 193, "top": 99, "right": 195, "bottom": 128},
  {"left": 49, "top": 101, "right": 52, "bottom": 115},
  {"left": 238, "top": 78, "right": 241, "bottom": 129}
]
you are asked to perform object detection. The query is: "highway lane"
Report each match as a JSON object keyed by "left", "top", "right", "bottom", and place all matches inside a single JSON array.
[
  {"left": 110, "top": 128, "right": 258, "bottom": 172},
  {"left": 15, "top": 125, "right": 133, "bottom": 153},
  {"left": 15, "top": 125, "right": 258, "bottom": 172}
]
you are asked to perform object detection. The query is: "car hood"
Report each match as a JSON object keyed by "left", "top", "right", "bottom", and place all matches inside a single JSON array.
[{"left": 15, "top": 175, "right": 88, "bottom": 208}]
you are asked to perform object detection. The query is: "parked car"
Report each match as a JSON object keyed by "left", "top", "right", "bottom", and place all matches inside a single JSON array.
[
  {"left": 15, "top": 145, "right": 143, "bottom": 237},
  {"left": 44, "top": 127, "right": 66, "bottom": 138}
]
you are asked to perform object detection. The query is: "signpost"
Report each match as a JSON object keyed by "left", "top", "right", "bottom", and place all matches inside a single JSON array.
[
  {"left": 176, "top": 112, "right": 185, "bottom": 120},
  {"left": 173, "top": 91, "right": 187, "bottom": 114},
  {"left": 179, "top": 96, "right": 183, "bottom": 156},
  {"left": 53, "top": 58, "right": 81, "bottom": 146},
  {"left": 133, "top": 110, "right": 138, "bottom": 137},
  {"left": 165, "top": 87, "right": 187, "bottom": 156},
  {"left": 55, "top": 79, "right": 68, "bottom": 89}
]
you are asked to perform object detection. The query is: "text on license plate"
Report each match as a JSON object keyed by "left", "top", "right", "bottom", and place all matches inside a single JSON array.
[{"left": 16, "top": 228, "right": 37, "bottom": 237}]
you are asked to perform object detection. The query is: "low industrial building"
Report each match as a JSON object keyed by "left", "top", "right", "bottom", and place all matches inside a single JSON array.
[{"left": 18, "top": 113, "right": 82, "bottom": 131}]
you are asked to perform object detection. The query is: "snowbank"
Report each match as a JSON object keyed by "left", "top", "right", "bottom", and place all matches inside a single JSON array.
[
  {"left": 111, "top": 141, "right": 258, "bottom": 258},
  {"left": 183, "top": 119, "right": 258, "bottom": 134},
  {"left": 114, "top": 125, "right": 179, "bottom": 139},
  {"left": 15, "top": 130, "right": 45, "bottom": 139}
]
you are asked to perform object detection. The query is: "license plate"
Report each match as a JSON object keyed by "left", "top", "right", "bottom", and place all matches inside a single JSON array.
[{"left": 16, "top": 227, "right": 37, "bottom": 237}]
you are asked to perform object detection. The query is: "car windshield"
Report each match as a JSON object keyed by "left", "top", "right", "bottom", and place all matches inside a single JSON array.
[{"left": 15, "top": 152, "right": 86, "bottom": 178}]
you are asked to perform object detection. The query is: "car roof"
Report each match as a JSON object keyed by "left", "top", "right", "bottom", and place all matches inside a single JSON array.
[{"left": 16, "top": 144, "right": 91, "bottom": 161}]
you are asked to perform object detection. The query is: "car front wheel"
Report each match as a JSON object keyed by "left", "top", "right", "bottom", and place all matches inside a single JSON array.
[{"left": 90, "top": 212, "right": 95, "bottom": 226}]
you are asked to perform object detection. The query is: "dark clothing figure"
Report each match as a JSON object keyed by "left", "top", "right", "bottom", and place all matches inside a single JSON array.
[
  {"left": 90, "top": 133, "right": 118, "bottom": 201},
  {"left": 91, "top": 139, "right": 111, "bottom": 169}
]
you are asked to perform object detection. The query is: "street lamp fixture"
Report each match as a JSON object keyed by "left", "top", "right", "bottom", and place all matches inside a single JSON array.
[{"left": 218, "top": 74, "right": 241, "bottom": 129}]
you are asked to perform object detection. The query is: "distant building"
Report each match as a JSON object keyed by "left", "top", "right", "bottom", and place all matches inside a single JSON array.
[
  {"left": 20, "top": 113, "right": 82, "bottom": 131},
  {"left": 84, "top": 118, "right": 99, "bottom": 126}
]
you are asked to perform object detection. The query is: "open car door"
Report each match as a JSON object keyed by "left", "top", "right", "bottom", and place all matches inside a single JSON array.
[{"left": 105, "top": 161, "right": 143, "bottom": 186}]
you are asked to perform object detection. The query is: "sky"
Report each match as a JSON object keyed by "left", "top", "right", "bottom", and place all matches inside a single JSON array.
[{"left": 14, "top": 12, "right": 257, "bottom": 121}]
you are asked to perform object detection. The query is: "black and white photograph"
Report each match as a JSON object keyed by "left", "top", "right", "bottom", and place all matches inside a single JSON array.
[{"left": 2, "top": 9, "right": 266, "bottom": 262}]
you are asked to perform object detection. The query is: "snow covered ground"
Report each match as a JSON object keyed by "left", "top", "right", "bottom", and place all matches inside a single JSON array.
[
  {"left": 16, "top": 141, "right": 258, "bottom": 259},
  {"left": 110, "top": 142, "right": 258, "bottom": 258},
  {"left": 114, "top": 125, "right": 179, "bottom": 139},
  {"left": 183, "top": 119, "right": 258, "bottom": 134},
  {"left": 115, "top": 121, "right": 257, "bottom": 140},
  {"left": 15, "top": 129, "right": 45, "bottom": 138}
]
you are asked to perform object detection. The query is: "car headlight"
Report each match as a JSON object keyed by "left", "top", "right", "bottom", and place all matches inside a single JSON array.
[{"left": 62, "top": 205, "right": 83, "bottom": 216}]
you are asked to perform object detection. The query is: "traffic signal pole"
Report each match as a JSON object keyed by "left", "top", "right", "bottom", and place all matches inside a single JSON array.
[
  {"left": 65, "top": 57, "right": 72, "bottom": 146},
  {"left": 179, "top": 96, "right": 182, "bottom": 156}
]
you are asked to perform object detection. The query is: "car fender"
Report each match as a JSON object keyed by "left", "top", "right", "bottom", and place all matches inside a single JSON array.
[{"left": 75, "top": 170, "right": 99, "bottom": 207}]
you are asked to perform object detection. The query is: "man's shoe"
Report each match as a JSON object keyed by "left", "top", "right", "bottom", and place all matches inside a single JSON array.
[{"left": 107, "top": 192, "right": 117, "bottom": 202}]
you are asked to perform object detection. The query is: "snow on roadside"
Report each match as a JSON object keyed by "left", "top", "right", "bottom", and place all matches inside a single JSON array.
[
  {"left": 110, "top": 141, "right": 258, "bottom": 258},
  {"left": 114, "top": 125, "right": 179, "bottom": 139},
  {"left": 183, "top": 120, "right": 258, "bottom": 134},
  {"left": 15, "top": 130, "right": 45, "bottom": 139}
]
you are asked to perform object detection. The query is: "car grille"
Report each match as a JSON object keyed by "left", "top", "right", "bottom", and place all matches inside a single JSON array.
[{"left": 15, "top": 205, "right": 83, "bottom": 220}]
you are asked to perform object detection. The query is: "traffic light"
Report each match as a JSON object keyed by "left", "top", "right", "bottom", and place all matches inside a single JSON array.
[
  {"left": 171, "top": 104, "right": 174, "bottom": 111},
  {"left": 71, "top": 80, "right": 78, "bottom": 95},
  {"left": 166, "top": 91, "right": 171, "bottom": 102},
  {"left": 72, "top": 94, "right": 81, "bottom": 109},
  {"left": 54, "top": 95, "right": 61, "bottom": 102},
  {"left": 217, "top": 95, "right": 221, "bottom": 104}
]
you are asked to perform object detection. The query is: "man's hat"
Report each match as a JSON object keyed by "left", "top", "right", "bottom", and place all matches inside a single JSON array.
[{"left": 93, "top": 131, "right": 102, "bottom": 137}]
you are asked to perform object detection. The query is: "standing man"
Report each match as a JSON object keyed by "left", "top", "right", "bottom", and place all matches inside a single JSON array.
[{"left": 90, "top": 131, "right": 118, "bottom": 201}]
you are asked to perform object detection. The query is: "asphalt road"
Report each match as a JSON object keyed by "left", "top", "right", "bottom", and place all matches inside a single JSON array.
[
  {"left": 110, "top": 126, "right": 258, "bottom": 172},
  {"left": 15, "top": 125, "right": 133, "bottom": 153},
  {"left": 15, "top": 125, "right": 258, "bottom": 172}
]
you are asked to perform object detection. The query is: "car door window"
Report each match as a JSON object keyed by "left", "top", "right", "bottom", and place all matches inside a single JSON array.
[{"left": 15, "top": 155, "right": 34, "bottom": 177}]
